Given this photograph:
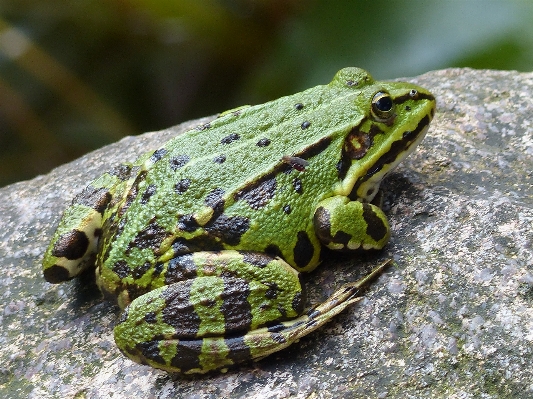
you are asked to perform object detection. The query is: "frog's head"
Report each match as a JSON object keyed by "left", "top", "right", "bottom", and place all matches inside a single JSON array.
[{"left": 331, "top": 68, "right": 436, "bottom": 202}]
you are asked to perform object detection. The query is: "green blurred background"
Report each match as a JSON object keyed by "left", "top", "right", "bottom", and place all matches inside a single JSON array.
[{"left": 1, "top": 0, "right": 532, "bottom": 187}]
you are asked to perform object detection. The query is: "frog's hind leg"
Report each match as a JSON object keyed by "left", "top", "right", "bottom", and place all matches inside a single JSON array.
[
  {"left": 114, "top": 252, "right": 390, "bottom": 374},
  {"left": 113, "top": 250, "right": 306, "bottom": 374},
  {"left": 42, "top": 165, "right": 133, "bottom": 283}
]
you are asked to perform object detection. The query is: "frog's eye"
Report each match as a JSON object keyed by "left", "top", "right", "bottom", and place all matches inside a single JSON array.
[{"left": 371, "top": 91, "right": 395, "bottom": 122}]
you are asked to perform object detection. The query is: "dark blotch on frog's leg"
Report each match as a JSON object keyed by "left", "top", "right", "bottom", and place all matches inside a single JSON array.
[
  {"left": 240, "top": 251, "right": 272, "bottom": 268},
  {"left": 161, "top": 280, "right": 202, "bottom": 338},
  {"left": 362, "top": 203, "right": 388, "bottom": 242},
  {"left": 220, "top": 276, "right": 252, "bottom": 334},
  {"left": 292, "top": 290, "right": 305, "bottom": 314},
  {"left": 313, "top": 206, "right": 331, "bottom": 235},
  {"left": 177, "top": 214, "right": 200, "bottom": 232},
  {"left": 52, "top": 230, "right": 89, "bottom": 260},
  {"left": 136, "top": 340, "right": 166, "bottom": 366},
  {"left": 314, "top": 206, "right": 351, "bottom": 248},
  {"left": 73, "top": 186, "right": 112, "bottom": 214},
  {"left": 270, "top": 332, "right": 287, "bottom": 344},
  {"left": 204, "top": 215, "right": 250, "bottom": 246},
  {"left": 165, "top": 254, "right": 197, "bottom": 284},
  {"left": 266, "top": 322, "right": 285, "bottom": 333},
  {"left": 152, "top": 262, "right": 164, "bottom": 278},
  {"left": 112, "top": 260, "right": 131, "bottom": 279},
  {"left": 43, "top": 264, "right": 71, "bottom": 283},
  {"left": 144, "top": 311, "right": 157, "bottom": 324},
  {"left": 149, "top": 148, "right": 168, "bottom": 163},
  {"left": 331, "top": 230, "right": 352, "bottom": 248},
  {"left": 124, "top": 284, "right": 152, "bottom": 303},
  {"left": 127, "top": 218, "right": 172, "bottom": 254},
  {"left": 293, "top": 231, "right": 314, "bottom": 269},
  {"left": 133, "top": 261, "right": 152, "bottom": 279},
  {"left": 234, "top": 177, "right": 277, "bottom": 210},
  {"left": 140, "top": 184, "right": 156, "bottom": 205},
  {"left": 264, "top": 244, "right": 284, "bottom": 259},
  {"left": 263, "top": 282, "right": 279, "bottom": 299},
  {"left": 171, "top": 340, "right": 203, "bottom": 372},
  {"left": 305, "top": 319, "right": 318, "bottom": 329},
  {"left": 225, "top": 336, "right": 252, "bottom": 364}
]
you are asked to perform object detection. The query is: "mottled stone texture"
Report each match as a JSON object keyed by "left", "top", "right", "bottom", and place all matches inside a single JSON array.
[{"left": 1, "top": 69, "right": 532, "bottom": 398}]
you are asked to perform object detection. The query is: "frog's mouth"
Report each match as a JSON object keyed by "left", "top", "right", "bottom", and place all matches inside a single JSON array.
[{"left": 348, "top": 112, "right": 433, "bottom": 202}]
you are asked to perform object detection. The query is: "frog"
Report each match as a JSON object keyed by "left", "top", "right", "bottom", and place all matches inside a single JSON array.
[{"left": 42, "top": 67, "right": 436, "bottom": 375}]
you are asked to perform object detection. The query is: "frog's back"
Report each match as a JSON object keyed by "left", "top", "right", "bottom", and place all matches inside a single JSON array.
[{"left": 99, "top": 75, "right": 370, "bottom": 283}]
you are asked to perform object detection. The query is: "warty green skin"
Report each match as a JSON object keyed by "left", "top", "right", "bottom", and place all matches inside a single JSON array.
[{"left": 42, "top": 67, "right": 436, "bottom": 374}]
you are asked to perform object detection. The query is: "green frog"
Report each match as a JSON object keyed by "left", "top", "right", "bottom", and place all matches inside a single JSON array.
[{"left": 42, "top": 67, "right": 435, "bottom": 374}]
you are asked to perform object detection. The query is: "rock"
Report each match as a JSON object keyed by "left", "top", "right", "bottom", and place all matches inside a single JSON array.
[{"left": 1, "top": 68, "right": 532, "bottom": 398}]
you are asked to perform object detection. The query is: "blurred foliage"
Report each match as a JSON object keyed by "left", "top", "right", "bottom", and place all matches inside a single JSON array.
[{"left": 0, "top": 0, "right": 532, "bottom": 187}]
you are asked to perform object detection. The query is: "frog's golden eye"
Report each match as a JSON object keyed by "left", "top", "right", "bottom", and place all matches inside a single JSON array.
[{"left": 371, "top": 91, "right": 395, "bottom": 122}]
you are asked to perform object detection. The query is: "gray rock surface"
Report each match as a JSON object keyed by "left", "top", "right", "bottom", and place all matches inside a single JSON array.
[{"left": 1, "top": 68, "right": 532, "bottom": 399}]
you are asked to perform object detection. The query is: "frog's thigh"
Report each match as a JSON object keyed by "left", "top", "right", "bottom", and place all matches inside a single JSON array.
[
  {"left": 114, "top": 250, "right": 305, "bottom": 373},
  {"left": 314, "top": 195, "right": 390, "bottom": 251}
]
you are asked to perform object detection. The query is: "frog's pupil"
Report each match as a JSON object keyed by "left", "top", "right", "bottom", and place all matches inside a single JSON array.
[{"left": 375, "top": 96, "right": 393, "bottom": 112}]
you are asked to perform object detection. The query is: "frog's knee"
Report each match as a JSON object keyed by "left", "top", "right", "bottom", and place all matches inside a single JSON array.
[
  {"left": 42, "top": 186, "right": 112, "bottom": 283},
  {"left": 42, "top": 228, "right": 96, "bottom": 283}
]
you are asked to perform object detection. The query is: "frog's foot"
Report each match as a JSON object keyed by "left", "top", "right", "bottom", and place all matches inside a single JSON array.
[{"left": 314, "top": 195, "right": 390, "bottom": 252}]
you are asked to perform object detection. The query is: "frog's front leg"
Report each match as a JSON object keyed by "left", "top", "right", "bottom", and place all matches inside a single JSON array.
[{"left": 314, "top": 195, "right": 390, "bottom": 251}]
